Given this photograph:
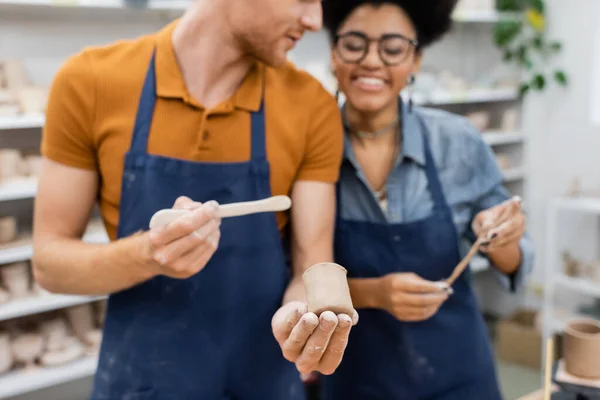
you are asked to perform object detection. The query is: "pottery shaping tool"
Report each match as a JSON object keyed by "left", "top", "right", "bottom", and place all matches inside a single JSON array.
[
  {"left": 149, "top": 195, "right": 292, "bottom": 230},
  {"left": 445, "top": 196, "right": 523, "bottom": 286}
]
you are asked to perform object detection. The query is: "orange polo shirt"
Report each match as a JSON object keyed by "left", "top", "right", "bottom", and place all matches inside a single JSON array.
[{"left": 41, "top": 20, "right": 343, "bottom": 241}]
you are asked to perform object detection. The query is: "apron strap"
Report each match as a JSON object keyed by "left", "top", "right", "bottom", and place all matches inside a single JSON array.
[
  {"left": 250, "top": 99, "right": 266, "bottom": 161},
  {"left": 129, "top": 50, "right": 157, "bottom": 154},
  {"left": 421, "top": 131, "right": 448, "bottom": 212}
]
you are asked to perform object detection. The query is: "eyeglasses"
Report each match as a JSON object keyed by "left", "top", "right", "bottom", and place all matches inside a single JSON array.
[{"left": 333, "top": 31, "right": 419, "bottom": 66}]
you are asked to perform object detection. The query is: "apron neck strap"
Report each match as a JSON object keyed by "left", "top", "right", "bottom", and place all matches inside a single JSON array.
[{"left": 421, "top": 131, "right": 447, "bottom": 211}]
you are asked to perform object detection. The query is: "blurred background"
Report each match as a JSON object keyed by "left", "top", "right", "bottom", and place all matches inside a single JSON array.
[{"left": 0, "top": 0, "right": 599, "bottom": 399}]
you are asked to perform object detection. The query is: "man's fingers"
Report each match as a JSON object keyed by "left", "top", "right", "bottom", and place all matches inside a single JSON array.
[
  {"left": 173, "top": 196, "right": 203, "bottom": 211},
  {"left": 294, "top": 311, "right": 338, "bottom": 373},
  {"left": 166, "top": 230, "right": 220, "bottom": 278},
  {"left": 317, "top": 314, "right": 353, "bottom": 375},
  {"left": 281, "top": 312, "right": 319, "bottom": 362},
  {"left": 152, "top": 218, "right": 220, "bottom": 265},
  {"left": 149, "top": 201, "right": 219, "bottom": 247}
]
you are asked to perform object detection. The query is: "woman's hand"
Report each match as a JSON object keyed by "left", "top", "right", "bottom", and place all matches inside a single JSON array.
[
  {"left": 377, "top": 273, "right": 449, "bottom": 322},
  {"left": 472, "top": 197, "right": 525, "bottom": 253}
]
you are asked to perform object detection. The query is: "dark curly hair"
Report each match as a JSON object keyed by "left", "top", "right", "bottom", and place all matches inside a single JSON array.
[{"left": 322, "top": 0, "right": 459, "bottom": 49}]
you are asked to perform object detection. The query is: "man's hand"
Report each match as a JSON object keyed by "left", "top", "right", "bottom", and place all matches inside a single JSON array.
[
  {"left": 272, "top": 301, "right": 358, "bottom": 375},
  {"left": 472, "top": 197, "right": 525, "bottom": 253},
  {"left": 146, "top": 196, "right": 221, "bottom": 279}
]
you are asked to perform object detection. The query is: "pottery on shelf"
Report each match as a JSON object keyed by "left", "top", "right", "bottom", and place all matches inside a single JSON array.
[
  {"left": 501, "top": 109, "right": 519, "bottom": 131},
  {"left": 0, "top": 332, "right": 13, "bottom": 374},
  {"left": 95, "top": 301, "right": 107, "bottom": 326},
  {"left": 11, "top": 332, "right": 45, "bottom": 369},
  {"left": 40, "top": 336, "right": 84, "bottom": 367},
  {"left": 0, "top": 149, "right": 23, "bottom": 182},
  {"left": 0, "top": 288, "right": 10, "bottom": 304},
  {"left": 0, "top": 216, "right": 17, "bottom": 244},
  {"left": 40, "top": 317, "right": 69, "bottom": 352},
  {"left": 0, "top": 262, "right": 31, "bottom": 298},
  {"left": 302, "top": 262, "right": 354, "bottom": 316},
  {"left": 66, "top": 304, "right": 96, "bottom": 343},
  {"left": 466, "top": 111, "right": 490, "bottom": 132},
  {"left": 564, "top": 319, "right": 600, "bottom": 379}
]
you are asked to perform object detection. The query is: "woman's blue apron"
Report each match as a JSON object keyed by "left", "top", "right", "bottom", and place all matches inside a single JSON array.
[{"left": 321, "top": 119, "right": 503, "bottom": 400}]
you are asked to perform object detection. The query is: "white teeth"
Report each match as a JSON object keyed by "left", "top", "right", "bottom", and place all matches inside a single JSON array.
[{"left": 357, "top": 77, "right": 384, "bottom": 87}]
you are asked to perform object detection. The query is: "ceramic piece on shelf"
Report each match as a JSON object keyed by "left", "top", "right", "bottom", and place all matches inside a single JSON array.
[
  {"left": 24, "top": 155, "right": 43, "bottom": 178},
  {"left": 95, "top": 300, "right": 107, "bottom": 326},
  {"left": 0, "top": 288, "right": 9, "bottom": 304},
  {"left": 11, "top": 332, "right": 45, "bottom": 369},
  {"left": 501, "top": 108, "right": 519, "bottom": 131},
  {"left": 14, "top": 87, "right": 47, "bottom": 114},
  {"left": 302, "top": 262, "right": 354, "bottom": 316},
  {"left": 0, "top": 262, "right": 31, "bottom": 298},
  {"left": 0, "top": 332, "right": 13, "bottom": 374},
  {"left": 562, "top": 251, "right": 581, "bottom": 277},
  {"left": 40, "top": 317, "right": 69, "bottom": 352},
  {"left": 495, "top": 154, "right": 511, "bottom": 170},
  {"left": 0, "top": 149, "right": 23, "bottom": 182},
  {"left": 0, "top": 216, "right": 17, "bottom": 244},
  {"left": 39, "top": 336, "right": 84, "bottom": 367},
  {"left": 585, "top": 261, "right": 600, "bottom": 285},
  {"left": 0, "top": 60, "right": 30, "bottom": 90},
  {"left": 564, "top": 319, "right": 600, "bottom": 379},
  {"left": 85, "top": 329, "right": 102, "bottom": 349},
  {"left": 466, "top": 111, "right": 490, "bottom": 131},
  {"left": 66, "top": 304, "right": 95, "bottom": 342}
]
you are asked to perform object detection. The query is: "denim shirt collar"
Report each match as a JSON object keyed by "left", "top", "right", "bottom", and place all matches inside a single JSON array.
[{"left": 342, "top": 98, "right": 425, "bottom": 167}]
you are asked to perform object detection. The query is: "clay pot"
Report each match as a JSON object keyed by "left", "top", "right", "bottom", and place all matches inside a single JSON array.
[
  {"left": 0, "top": 216, "right": 17, "bottom": 244},
  {"left": 466, "top": 111, "right": 490, "bottom": 132},
  {"left": 1, "top": 262, "right": 30, "bottom": 298},
  {"left": 564, "top": 319, "right": 600, "bottom": 379},
  {"left": 11, "top": 332, "right": 44, "bottom": 368},
  {"left": 0, "top": 288, "right": 9, "bottom": 304},
  {"left": 40, "top": 336, "right": 84, "bottom": 367},
  {"left": 40, "top": 317, "right": 69, "bottom": 352},
  {"left": 66, "top": 304, "right": 95, "bottom": 343},
  {"left": 0, "top": 332, "right": 13, "bottom": 373},
  {"left": 0, "top": 149, "right": 23, "bottom": 182},
  {"left": 302, "top": 262, "right": 354, "bottom": 316}
]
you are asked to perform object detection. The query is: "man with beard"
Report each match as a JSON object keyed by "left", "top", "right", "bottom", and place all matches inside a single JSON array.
[{"left": 33, "top": 0, "right": 357, "bottom": 398}]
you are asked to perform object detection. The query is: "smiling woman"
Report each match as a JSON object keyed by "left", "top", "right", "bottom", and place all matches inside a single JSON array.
[{"left": 318, "top": 1, "right": 535, "bottom": 400}]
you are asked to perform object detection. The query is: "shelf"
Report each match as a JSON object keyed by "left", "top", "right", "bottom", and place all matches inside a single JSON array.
[
  {"left": 0, "top": 229, "right": 109, "bottom": 265},
  {"left": 0, "top": 113, "right": 45, "bottom": 130},
  {"left": 482, "top": 131, "right": 524, "bottom": 146},
  {"left": 0, "top": 177, "right": 38, "bottom": 202},
  {"left": 412, "top": 87, "right": 519, "bottom": 106},
  {"left": 0, "top": 355, "right": 98, "bottom": 399},
  {"left": 452, "top": 10, "right": 522, "bottom": 23},
  {"left": 550, "top": 197, "right": 600, "bottom": 214},
  {"left": 555, "top": 275, "right": 600, "bottom": 298},
  {"left": 0, "top": 294, "right": 106, "bottom": 322},
  {"left": 502, "top": 168, "right": 524, "bottom": 182}
]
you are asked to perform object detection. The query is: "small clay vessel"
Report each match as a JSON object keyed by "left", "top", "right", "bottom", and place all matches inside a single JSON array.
[
  {"left": 0, "top": 332, "right": 13, "bottom": 373},
  {"left": 302, "top": 262, "right": 354, "bottom": 316},
  {"left": 66, "top": 304, "right": 95, "bottom": 343},
  {"left": 0, "top": 216, "right": 17, "bottom": 244},
  {"left": 1, "top": 262, "right": 30, "bottom": 298},
  {"left": 11, "top": 332, "right": 44, "bottom": 369},
  {"left": 564, "top": 319, "right": 600, "bottom": 379}
]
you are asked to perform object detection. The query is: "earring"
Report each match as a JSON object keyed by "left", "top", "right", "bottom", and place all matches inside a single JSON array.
[{"left": 408, "top": 74, "right": 416, "bottom": 113}]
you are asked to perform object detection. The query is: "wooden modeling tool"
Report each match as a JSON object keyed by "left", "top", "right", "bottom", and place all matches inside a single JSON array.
[
  {"left": 445, "top": 196, "right": 522, "bottom": 286},
  {"left": 149, "top": 195, "right": 292, "bottom": 230}
]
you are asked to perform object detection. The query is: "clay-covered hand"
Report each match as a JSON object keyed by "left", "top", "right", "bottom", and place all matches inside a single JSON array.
[
  {"left": 146, "top": 196, "right": 221, "bottom": 279},
  {"left": 472, "top": 198, "right": 525, "bottom": 253},
  {"left": 378, "top": 273, "right": 449, "bottom": 322},
  {"left": 271, "top": 301, "right": 358, "bottom": 375}
]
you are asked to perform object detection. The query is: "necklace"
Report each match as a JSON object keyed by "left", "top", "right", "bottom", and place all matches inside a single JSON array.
[{"left": 353, "top": 119, "right": 399, "bottom": 139}]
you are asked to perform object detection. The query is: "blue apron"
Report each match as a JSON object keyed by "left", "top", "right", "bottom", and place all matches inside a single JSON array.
[
  {"left": 321, "top": 123, "right": 503, "bottom": 399},
  {"left": 90, "top": 51, "right": 305, "bottom": 400}
]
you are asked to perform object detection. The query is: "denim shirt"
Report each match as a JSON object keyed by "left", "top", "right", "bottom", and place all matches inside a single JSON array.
[{"left": 337, "top": 102, "right": 535, "bottom": 291}]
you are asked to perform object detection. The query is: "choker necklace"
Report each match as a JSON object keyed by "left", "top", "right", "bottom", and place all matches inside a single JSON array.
[{"left": 353, "top": 119, "right": 399, "bottom": 139}]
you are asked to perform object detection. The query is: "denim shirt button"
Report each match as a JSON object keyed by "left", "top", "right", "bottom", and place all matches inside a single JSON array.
[{"left": 393, "top": 235, "right": 401, "bottom": 242}]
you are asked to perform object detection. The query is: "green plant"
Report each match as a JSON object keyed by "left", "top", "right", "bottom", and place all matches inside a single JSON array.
[{"left": 494, "top": 0, "right": 568, "bottom": 96}]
